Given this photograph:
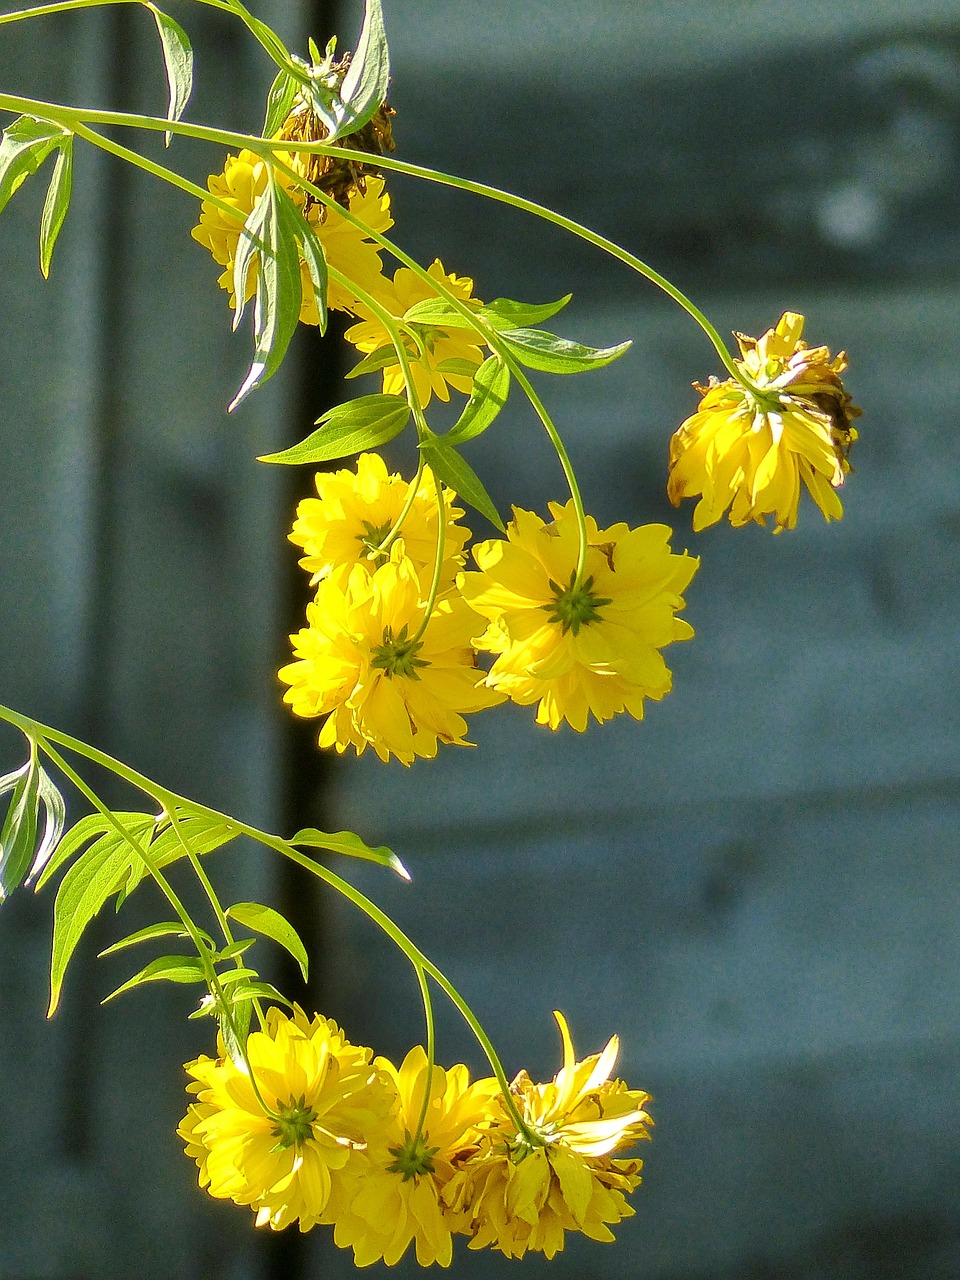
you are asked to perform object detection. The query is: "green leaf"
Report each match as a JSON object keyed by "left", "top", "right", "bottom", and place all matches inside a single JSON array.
[
  {"left": 419, "top": 441, "right": 504, "bottom": 531},
  {"left": 219, "top": 997, "right": 252, "bottom": 1067},
  {"left": 98, "top": 921, "right": 195, "bottom": 957},
  {"left": 215, "top": 938, "right": 256, "bottom": 963},
  {"left": 434, "top": 357, "right": 481, "bottom": 377},
  {"left": 146, "top": 5, "right": 194, "bottom": 145},
  {"left": 0, "top": 747, "right": 39, "bottom": 902},
  {"left": 103, "top": 953, "right": 207, "bottom": 1002},
  {"left": 229, "top": 173, "right": 303, "bottom": 412},
  {"left": 231, "top": 186, "right": 271, "bottom": 333},
  {"left": 122, "top": 809, "right": 235, "bottom": 898},
  {"left": 263, "top": 68, "right": 299, "bottom": 138},
  {"left": 0, "top": 116, "right": 65, "bottom": 217},
  {"left": 400, "top": 297, "right": 481, "bottom": 330},
  {"left": 345, "top": 344, "right": 400, "bottom": 379},
  {"left": 482, "top": 295, "right": 572, "bottom": 330},
  {"left": 499, "top": 328, "right": 632, "bottom": 374},
  {"left": 47, "top": 813, "right": 157, "bottom": 1014},
  {"left": 290, "top": 827, "right": 409, "bottom": 879},
  {"left": 258, "top": 394, "right": 410, "bottom": 465},
  {"left": 225, "top": 980, "right": 292, "bottom": 1008},
  {"left": 215, "top": 966, "right": 260, "bottom": 986},
  {"left": 444, "top": 356, "right": 511, "bottom": 446},
  {"left": 27, "top": 766, "right": 67, "bottom": 886},
  {"left": 39, "top": 138, "right": 72, "bottom": 279},
  {"left": 276, "top": 186, "right": 328, "bottom": 336},
  {"left": 333, "top": 0, "right": 390, "bottom": 141},
  {"left": 225, "top": 902, "right": 309, "bottom": 981}
]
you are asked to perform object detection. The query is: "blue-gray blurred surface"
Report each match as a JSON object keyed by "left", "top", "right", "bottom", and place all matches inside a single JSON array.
[{"left": 2, "top": 1, "right": 960, "bottom": 1277}]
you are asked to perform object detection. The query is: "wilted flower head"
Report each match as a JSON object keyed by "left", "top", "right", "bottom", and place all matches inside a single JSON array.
[
  {"left": 446, "top": 1012, "right": 652, "bottom": 1258},
  {"left": 289, "top": 452, "right": 470, "bottom": 593},
  {"left": 461, "top": 501, "right": 698, "bottom": 731},
  {"left": 667, "top": 311, "right": 861, "bottom": 532},
  {"left": 178, "top": 1006, "right": 395, "bottom": 1232}
]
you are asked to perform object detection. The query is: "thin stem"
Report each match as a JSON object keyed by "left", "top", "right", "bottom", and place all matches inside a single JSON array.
[
  {"left": 411, "top": 963, "right": 435, "bottom": 1143},
  {"left": 374, "top": 454, "right": 426, "bottom": 559},
  {"left": 408, "top": 469, "right": 446, "bottom": 646}
]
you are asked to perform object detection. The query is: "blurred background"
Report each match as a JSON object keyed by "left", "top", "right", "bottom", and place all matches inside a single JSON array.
[{"left": 2, "top": 0, "right": 960, "bottom": 1276}]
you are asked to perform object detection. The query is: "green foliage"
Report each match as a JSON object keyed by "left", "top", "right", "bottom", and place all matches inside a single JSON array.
[
  {"left": 400, "top": 294, "right": 571, "bottom": 332},
  {"left": 0, "top": 742, "right": 65, "bottom": 901},
  {"left": 39, "top": 139, "right": 72, "bottom": 279},
  {"left": 226, "top": 902, "right": 309, "bottom": 981},
  {"left": 499, "top": 328, "right": 632, "bottom": 374},
  {"left": 103, "top": 953, "right": 208, "bottom": 1002},
  {"left": 146, "top": 5, "right": 194, "bottom": 146},
  {"left": 444, "top": 357, "right": 511, "bottom": 446},
  {"left": 418, "top": 439, "right": 505, "bottom": 531},
  {"left": 330, "top": 0, "right": 390, "bottom": 140},
  {"left": 258, "top": 394, "right": 410, "bottom": 464},
  {"left": 277, "top": 187, "right": 329, "bottom": 334},
  {"left": 0, "top": 116, "right": 65, "bottom": 215},
  {"left": 98, "top": 921, "right": 204, "bottom": 956},
  {"left": 290, "top": 827, "right": 409, "bottom": 879},
  {"left": 263, "top": 69, "right": 299, "bottom": 138}
]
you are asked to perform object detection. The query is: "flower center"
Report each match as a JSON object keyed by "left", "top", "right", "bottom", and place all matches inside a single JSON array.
[
  {"left": 271, "top": 1095, "right": 318, "bottom": 1150},
  {"left": 544, "top": 572, "right": 612, "bottom": 636},
  {"left": 387, "top": 1130, "right": 440, "bottom": 1181},
  {"left": 357, "top": 519, "right": 392, "bottom": 567},
  {"left": 371, "top": 624, "right": 429, "bottom": 678}
]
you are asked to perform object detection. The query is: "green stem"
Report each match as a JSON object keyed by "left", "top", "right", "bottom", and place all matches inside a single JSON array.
[
  {"left": 0, "top": 91, "right": 746, "bottom": 384},
  {"left": 408, "top": 469, "right": 446, "bottom": 646},
  {"left": 374, "top": 454, "right": 426, "bottom": 559},
  {"left": 411, "top": 963, "right": 435, "bottom": 1143}
]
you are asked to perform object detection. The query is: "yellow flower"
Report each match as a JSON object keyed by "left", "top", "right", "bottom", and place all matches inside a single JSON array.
[
  {"left": 667, "top": 311, "right": 861, "bottom": 532},
  {"left": 460, "top": 501, "right": 698, "bottom": 732},
  {"left": 323, "top": 1046, "right": 499, "bottom": 1267},
  {"left": 446, "top": 1012, "right": 652, "bottom": 1259},
  {"left": 191, "top": 150, "right": 393, "bottom": 319},
  {"left": 177, "top": 1006, "right": 395, "bottom": 1232},
  {"left": 278, "top": 548, "right": 504, "bottom": 765},
  {"left": 289, "top": 453, "right": 470, "bottom": 594},
  {"left": 344, "top": 259, "right": 487, "bottom": 406}
]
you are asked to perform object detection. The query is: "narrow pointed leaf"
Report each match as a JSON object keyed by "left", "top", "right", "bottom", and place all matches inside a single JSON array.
[
  {"left": 345, "top": 344, "right": 401, "bottom": 379},
  {"left": 26, "top": 766, "right": 67, "bottom": 886},
  {"left": 39, "top": 138, "right": 72, "bottom": 279},
  {"left": 499, "top": 328, "right": 632, "bottom": 374},
  {"left": 147, "top": 5, "right": 194, "bottom": 145},
  {"left": 103, "top": 954, "right": 207, "bottom": 1002},
  {"left": 444, "top": 356, "right": 510, "bottom": 446},
  {"left": 225, "top": 902, "right": 309, "bottom": 981},
  {"left": 419, "top": 441, "right": 504, "bottom": 531},
  {"left": 219, "top": 997, "right": 253, "bottom": 1067},
  {"left": 481, "top": 294, "right": 572, "bottom": 330},
  {"left": 231, "top": 187, "right": 271, "bottom": 333},
  {"left": 98, "top": 921, "right": 195, "bottom": 957},
  {"left": 289, "top": 827, "right": 409, "bottom": 880},
  {"left": 227, "top": 980, "right": 292, "bottom": 1007},
  {"left": 400, "top": 297, "right": 482, "bottom": 330},
  {"left": 0, "top": 116, "right": 64, "bottom": 216},
  {"left": 333, "top": 0, "right": 390, "bottom": 140},
  {"left": 258, "top": 394, "right": 410, "bottom": 464},
  {"left": 263, "top": 68, "right": 299, "bottom": 138},
  {"left": 0, "top": 748, "right": 39, "bottom": 902},
  {"left": 276, "top": 186, "right": 328, "bottom": 335}
]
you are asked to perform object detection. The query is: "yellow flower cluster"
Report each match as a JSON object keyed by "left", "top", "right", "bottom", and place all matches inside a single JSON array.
[
  {"left": 179, "top": 1007, "right": 652, "bottom": 1265},
  {"left": 279, "top": 458, "right": 698, "bottom": 758},
  {"left": 667, "top": 311, "right": 861, "bottom": 532},
  {"left": 279, "top": 453, "right": 501, "bottom": 765}
]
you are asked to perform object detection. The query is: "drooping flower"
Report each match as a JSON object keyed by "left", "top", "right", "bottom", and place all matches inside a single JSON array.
[
  {"left": 177, "top": 1006, "right": 396, "bottom": 1232},
  {"left": 192, "top": 151, "right": 393, "bottom": 319},
  {"left": 344, "top": 259, "right": 487, "bottom": 406},
  {"left": 460, "top": 501, "right": 698, "bottom": 732},
  {"left": 323, "top": 1046, "right": 499, "bottom": 1267},
  {"left": 667, "top": 311, "right": 861, "bottom": 532},
  {"left": 446, "top": 1012, "right": 652, "bottom": 1259},
  {"left": 278, "top": 548, "right": 504, "bottom": 764},
  {"left": 289, "top": 452, "right": 470, "bottom": 594}
]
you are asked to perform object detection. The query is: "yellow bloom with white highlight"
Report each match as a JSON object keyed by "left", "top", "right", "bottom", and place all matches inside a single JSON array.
[
  {"left": 323, "top": 1046, "right": 499, "bottom": 1267},
  {"left": 192, "top": 151, "right": 393, "bottom": 319},
  {"left": 289, "top": 453, "right": 470, "bottom": 594},
  {"left": 667, "top": 311, "right": 861, "bottom": 532},
  {"left": 177, "top": 1007, "right": 395, "bottom": 1232},
  {"left": 446, "top": 1012, "right": 652, "bottom": 1259},
  {"left": 461, "top": 501, "right": 698, "bottom": 732},
  {"left": 344, "top": 259, "right": 487, "bottom": 407},
  {"left": 279, "top": 548, "right": 504, "bottom": 764}
]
